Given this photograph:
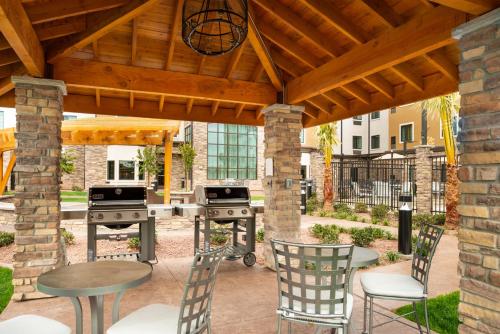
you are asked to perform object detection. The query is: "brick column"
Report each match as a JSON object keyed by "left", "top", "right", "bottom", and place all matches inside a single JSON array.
[
  {"left": 415, "top": 145, "right": 433, "bottom": 213},
  {"left": 11, "top": 76, "right": 66, "bottom": 301},
  {"left": 453, "top": 9, "right": 500, "bottom": 334},
  {"left": 262, "top": 104, "right": 303, "bottom": 268}
]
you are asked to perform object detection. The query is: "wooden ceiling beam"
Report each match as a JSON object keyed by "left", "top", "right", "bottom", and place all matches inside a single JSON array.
[
  {"left": 255, "top": 106, "right": 264, "bottom": 120},
  {"left": 95, "top": 88, "right": 100, "bottom": 106},
  {"left": 247, "top": 10, "right": 282, "bottom": 91},
  {"left": 363, "top": 74, "right": 395, "bottom": 99},
  {"left": 159, "top": 95, "right": 165, "bottom": 112},
  {"left": 287, "top": 6, "right": 465, "bottom": 103},
  {"left": 54, "top": 58, "right": 276, "bottom": 105},
  {"left": 47, "top": 0, "right": 158, "bottom": 63},
  {"left": 131, "top": 18, "right": 138, "bottom": 65},
  {"left": 0, "top": 0, "right": 44, "bottom": 76},
  {"left": 224, "top": 39, "right": 247, "bottom": 78},
  {"left": 165, "top": 0, "right": 183, "bottom": 70},
  {"left": 235, "top": 104, "right": 245, "bottom": 118},
  {"left": 391, "top": 63, "right": 425, "bottom": 92},
  {"left": 343, "top": 83, "right": 371, "bottom": 104},
  {"left": 254, "top": 0, "right": 342, "bottom": 57},
  {"left": 429, "top": 0, "right": 497, "bottom": 15},
  {"left": 186, "top": 98, "right": 194, "bottom": 115},
  {"left": 359, "top": 0, "right": 404, "bottom": 28},
  {"left": 303, "top": 103, "right": 319, "bottom": 119},
  {"left": 0, "top": 50, "right": 20, "bottom": 67},
  {"left": 211, "top": 101, "right": 220, "bottom": 116},
  {"left": 25, "top": 0, "right": 127, "bottom": 25},
  {"left": 250, "top": 63, "right": 264, "bottom": 82},
  {"left": 129, "top": 92, "right": 134, "bottom": 111},
  {"left": 423, "top": 49, "right": 459, "bottom": 83}
]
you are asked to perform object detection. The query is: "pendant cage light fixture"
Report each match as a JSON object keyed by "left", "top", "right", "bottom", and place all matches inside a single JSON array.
[{"left": 182, "top": 0, "right": 248, "bottom": 56}]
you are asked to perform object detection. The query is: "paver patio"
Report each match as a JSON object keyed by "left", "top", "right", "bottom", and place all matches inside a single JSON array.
[{"left": 1, "top": 216, "right": 459, "bottom": 333}]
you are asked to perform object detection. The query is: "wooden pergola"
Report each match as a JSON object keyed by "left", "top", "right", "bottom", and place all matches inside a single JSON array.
[
  {"left": 0, "top": 117, "right": 180, "bottom": 202},
  {"left": 0, "top": 0, "right": 496, "bottom": 127}
]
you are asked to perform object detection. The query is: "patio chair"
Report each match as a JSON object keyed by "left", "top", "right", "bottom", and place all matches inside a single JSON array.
[
  {"left": 107, "top": 246, "right": 226, "bottom": 334},
  {"left": 271, "top": 240, "right": 354, "bottom": 334},
  {"left": 360, "top": 223, "right": 444, "bottom": 334},
  {"left": 0, "top": 314, "right": 71, "bottom": 334}
]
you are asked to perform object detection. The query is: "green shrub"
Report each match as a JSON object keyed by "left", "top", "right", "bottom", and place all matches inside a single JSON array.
[
  {"left": 0, "top": 232, "right": 14, "bottom": 247},
  {"left": 128, "top": 237, "right": 140, "bottom": 250},
  {"left": 371, "top": 204, "right": 389, "bottom": 221},
  {"left": 384, "top": 231, "right": 396, "bottom": 240},
  {"left": 351, "top": 228, "right": 375, "bottom": 247},
  {"left": 354, "top": 202, "right": 368, "bottom": 213},
  {"left": 413, "top": 213, "right": 433, "bottom": 229},
  {"left": 361, "top": 218, "right": 367, "bottom": 223},
  {"left": 72, "top": 185, "right": 83, "bottom": 192},
  {"left": 310, "top": 224, "right": 340, "bottom": 244},
  {"left": 372, "top": 219, "right": 379, "bottom": 225},
  {"left": 433, "top": 213, "right": 446, "bottom": 226},
  {"left": 386, "top": 250, "right": 400, "bottom": 262},
  {"left": 333, "top": 203, "right": 353, "bottom": 214},
  {"left": 306, "top": 193, "right": 319, "bottom": 215},
  {"left": 256, "top": 228, "right": 265, "bottom": 243},
  {"left": 61, "top": 229, "right": 75, "bottom": 245},
  {"left": 383, "top": 220, "right": 390, "bottom": 226}
]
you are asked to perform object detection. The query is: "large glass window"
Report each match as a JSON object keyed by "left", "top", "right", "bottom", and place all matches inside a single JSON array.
[
  {"left": 371, "top": 111, "right": 380, "bottom": 120},
  {"left": 391, "top": 136, "right": 396, "bottom": 149},
  {"left": 400, "top": 123, "right": 413, "bottom": 143},
  {"left": 353, "top": 136, "right": 362, "bottom": 150},
  {"left": 184, "top": 123, "right": 193, "bottom": 143},
  {"left": 107, "top": 161, "right": 115, "bottom": 180},
  {"left": 207, "top": 123, "right": 257, "bottom": 180},
  {"left": 119, "top": 160, "right": 135, "bottom": 180},
  {"left": 371, "top": 135, "right": 380, "bottom": 149}
]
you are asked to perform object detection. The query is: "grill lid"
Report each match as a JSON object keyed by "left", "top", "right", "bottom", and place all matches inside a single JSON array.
[
  {"left": 195, "top": 185, "right": 250, "bottom": 205},
  {"left": 89, "top": 185, "right": 147, "bottom": 207}
]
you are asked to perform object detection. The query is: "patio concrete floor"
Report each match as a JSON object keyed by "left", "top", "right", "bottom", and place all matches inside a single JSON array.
[{"left": 1, "top": 216, "right": 459, "bottom": 333}]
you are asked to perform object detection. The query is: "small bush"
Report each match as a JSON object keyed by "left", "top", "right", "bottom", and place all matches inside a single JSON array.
[
  {"left": 371, "top": 204, "right": 390, "bottom": 221},
  {"left": 333, "top": 203, "right": 353, "bottom": 214},
  {"left": 383, "top": 220, "right": 390, "bottom": 226},
  {"left": 128, "top": 237, "right": 140, "bottom": 250},
  {"left": 310, "top": 224, "right": 340, "bottom": 244},
  {"left": 433, "top": 213, "right": 446, "bottom": 226},
  {"left": 306, "top": 193, "right": 319, "bottom": 215},
  {"left": 72, "top": 185, "right": 83, "bottom": 192},
  {"left": 413, "top": 213, "right": 433, "bottom": 229},
  {"left": 361, "top": 218, "right": 367, "bottom": 223},
  {"left": 61, "top": 229, "right": 75, "bottom": 245},
  {"left": 351, "top": 228, "right": 375, "bottom": 247},
  {"left": 384, "top": 231, "right": 396, "bottom": 240},
  {"left": 210, "top": 228, "right": 229, "bottom": 246},
  {"left": 386, "top": 250, "right": 400, "bottom": 262},
  {"left": 354, "top": 202, "right": 368, "bottom": 213},
  {"left": 256, "top": 228, "right": 265, "bottom": 243},
  {"left": 372, "top": 219, "right": 379, "bottom": 225},
  {"left": 0, "top": 232, "right": 14, "bottom": 247}
]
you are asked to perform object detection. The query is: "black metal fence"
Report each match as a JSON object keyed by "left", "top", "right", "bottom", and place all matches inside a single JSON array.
[
  {"left": 431, "top": 155, "right": 447, "bottom": 214},
  {"left": 332, "top": 157, "right": 417, "bottom": 211}
]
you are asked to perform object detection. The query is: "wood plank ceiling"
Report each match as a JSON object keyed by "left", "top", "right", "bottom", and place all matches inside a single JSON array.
[{"left": 0, "top": 0, "right": 497, "bottom": 127}]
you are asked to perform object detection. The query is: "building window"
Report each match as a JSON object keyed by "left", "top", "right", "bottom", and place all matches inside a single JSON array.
[
  {"left": 138, "top": 161, "right": 145, "bottom": 180},
  {"left": 440, "top": 116, "right": 460, "bottom": 138},
  {"left": 63, "top": 115, "right": 77, "bottom": 121},
  {"left": 118, "top": 160, "right": 135, "bottom": 180},
  {"left": 352, "top": 136, "right": 362, "bottom": 150},
  {"left": 300, "top": 129, "right": 305, "bottom": 144},
  {"left": 400, "top": 123, "right": 413, "bottom": 143},
  {"left": 207, "top": 123, "right": 257, "bottom": 180},
  {"left": 353, "top": 115, "right": 362, "bottom": 126},
  {"left": 371, "top": 135, "right": 380, "bottom": 149},
  {"left": 0, "top": 110, "right": 4, "bottom": 128},
  {"left": 391, "top": 136, "right": 396, "bottom": 149},
  {"left": 184, "top": 123, "right": 193, "bottom": 143},
  {"left": 371, "top": 111, "right": 380, "bottom": 120},
  {"left": 107, "top": 161, "right": 115, "bottom": 180}
]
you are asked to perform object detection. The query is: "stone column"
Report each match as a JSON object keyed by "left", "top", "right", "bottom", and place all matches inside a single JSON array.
[
  {"left": 415, "top": 145, "right": 433, "bottom": 213},
  {"left": 453, "top": 9, "right": 500, "bottom": 334},
  {"left": 11, "top": 76, "right": 66, "bottom": 301},
  {"left": 262, "top": 104, "right": 303, "bottom": 268}
]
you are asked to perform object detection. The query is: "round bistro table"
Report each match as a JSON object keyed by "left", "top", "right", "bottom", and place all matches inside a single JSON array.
[
  {"left": 38, "top": 261, "right": 152, "bottom": 334},
  {"left": 348, "top": 246, "right": 380, "bottom": 293}
]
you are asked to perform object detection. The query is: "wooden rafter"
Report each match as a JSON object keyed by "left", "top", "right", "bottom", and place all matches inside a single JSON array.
[
  {"left": 211, "top": 101, "right": 220, "bottom": 116},
  {"left": 363, "top": 74, "right": 394, "bottom": 99},
  {"left": 186, "top": 98, "right": 194, "bottom": 115},
  {"left": 224, "top": 39, "right": 247, "bottom": 78},
  {"left": 47, "top": 0, "right": 158, "bottom": 63},
  {"left": 131, "top": 18, "right": 138, "bottom": 65},
  {"left": 343, "top": 83, "right": 371, "bottom": 104},
  {"left": 54, "top": 58, "right": 277, "bottom": 106},
  {"left": 165, "top": 0, "right": 183, "bottom": 70},
  {"left": 95, "top": 88, "right": 100, "bottom": 106},
  {"left": 159, "top": 95, "right": 165, "bottom": 112},
  {"left": 392, "top": 63, "right": 425, "bottom": 92},
  {"left": 423, "top": 50, "right": 459, "bottom": 83},
  {"left": 0, "top": 0, "right": 44, "bottom": 76},
  {"left": 359, "top": 0, "right": 404, "bottom": 28},
  {"left": 287, "top": 6, "right": 466, "bottom": 103},
  {"left": 429, "top": 0, "right": 497, "bottom": 14},
  {"left": 0, "top": 63, "right": 25, "bottom": 96}
]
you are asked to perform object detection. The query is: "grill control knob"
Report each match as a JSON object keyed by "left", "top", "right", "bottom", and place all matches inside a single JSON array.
[
  {"left": 241, "top": 209, "right": 248, "bottom": 215},
  {"left": 227, "top": 209, "right": 234, "bottom": 216},
  {"left": 115, "top": 213, "right": 122, "bottom": 219},
  {"left": 212, "top": 210, "right": 219, "bottom": 216},
  {"left": 133, "top": 212, "right": 140, "bottom": 219},
  {"left": 97, "top": 213, "right": 103, "bottom": 220}
]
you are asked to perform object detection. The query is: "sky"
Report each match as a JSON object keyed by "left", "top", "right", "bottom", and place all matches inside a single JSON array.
[{"left": 0, "top": 107, "right": 95, "bottom": 129}]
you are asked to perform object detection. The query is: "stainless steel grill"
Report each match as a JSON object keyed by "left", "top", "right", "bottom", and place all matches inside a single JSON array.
[
  {"left": 193, "top": 185, "right": 256, "bottom": 266},
  {"left": 87, "top": 185, "right": 155, "bottom": 263}
]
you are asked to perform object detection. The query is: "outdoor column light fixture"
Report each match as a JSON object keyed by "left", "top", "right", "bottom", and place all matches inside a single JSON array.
[{"left": 182, "top": 0, "right": 248, "bottom": 56}]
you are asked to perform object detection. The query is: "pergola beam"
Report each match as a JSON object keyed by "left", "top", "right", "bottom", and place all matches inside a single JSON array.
[
  {"left": 429, "top": 0, "right": 497, "bottom": 15},
  {"left": 423, "top": 50, "right": 459, "bottom": 83},
  {"left": 392, "top": 63, "right": 425, "bottom": 92},
  {"left": 287, "top": 6, "right": 466, "bottom": 103},
  {"left": 165, "top": 0, "right": 183, "bottom": 70},
  {"left": 0, "top": 0, "right": 44, "bottom": 76},
  {"left": 53, "top": 58, "right": 277, "bottom": 105},
  {"left": 47, "top": 0, "right": 158, "bottom": 63}
]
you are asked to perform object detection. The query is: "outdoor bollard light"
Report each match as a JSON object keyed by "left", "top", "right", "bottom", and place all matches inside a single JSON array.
[{"left": 398, "top": 194, "right": 413, "bottom": 255}]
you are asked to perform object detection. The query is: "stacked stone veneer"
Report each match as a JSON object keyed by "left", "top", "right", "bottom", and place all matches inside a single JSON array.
[
  {"left": 453, "top": 9, "right": 500, "bottom": 334},
  {"left": 262, "top": 104, "right": 303, "bottom": 268},
  {"left": 12, "top": 77, "right": 66, "bottom": 301},
  {"left": 84, "top": 145, "right": 107, "bottom": 189},
  {"left": 310, "top": 150, "right": 325, "bottom": 203},
  {"left": 61, "top": 145, "right": 85, "bottom": 190},
  {"left": 415, "top": 145, "right": 433, "bottom": 213}
]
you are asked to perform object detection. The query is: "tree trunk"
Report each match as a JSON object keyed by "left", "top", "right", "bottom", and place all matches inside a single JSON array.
[
  {"left": 323, "top": 163, "right": 333, "bottom": 210},
  {"left": 445, "top": 163, "right": 459, "bottom": 229}
]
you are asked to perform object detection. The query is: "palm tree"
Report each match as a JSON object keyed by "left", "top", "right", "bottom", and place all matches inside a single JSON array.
[
  {"left": 317, "top": 122, "right": 339, "bottom": 210},
  {"left": 421, "top": 93, "right": 459, "bottom": 228}
]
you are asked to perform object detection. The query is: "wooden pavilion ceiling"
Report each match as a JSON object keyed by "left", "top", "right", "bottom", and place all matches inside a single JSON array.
[{"left": 0, "top": 0, "right": 498, "bottom": 127}]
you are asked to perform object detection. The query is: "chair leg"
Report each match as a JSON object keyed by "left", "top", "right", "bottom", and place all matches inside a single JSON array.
[
  {"left": 206, "top": 318, "right": 212, "bottom": 334},
  {"left": 276, "top": 316, "right": 282, "bottom": 334},
  {"left": 412, "top": 302, "right": 422, "bottom": 333},
  {"left": 363, "top": 294, "right": 368, "bottom": 334},
  {"left": 368, "top": 297, "right": 374, "bottom": 334},
  {"left": 423, "top": 299, "right": 431, "bottom": 334},
  {"left": 287, "top": 321, "right": 292, "bottom": 334}
]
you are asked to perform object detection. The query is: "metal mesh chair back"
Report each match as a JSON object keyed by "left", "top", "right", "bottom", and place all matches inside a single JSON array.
[
  {"left": 411, "top": 223, "right": 444, "bottom": 291},
  {"left": 271, "top": 240, "right": 354, "bottom": 323},
  {"left": 177, "top": 246, "right": 226, "bottom": 334}
]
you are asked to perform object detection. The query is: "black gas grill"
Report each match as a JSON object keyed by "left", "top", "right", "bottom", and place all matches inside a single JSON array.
[
  {"left": 194, "top": 185, "right": 256, "bottom": 266},
  {"left": 87, "top": 185, "right": 155, "bottom": 262}
]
